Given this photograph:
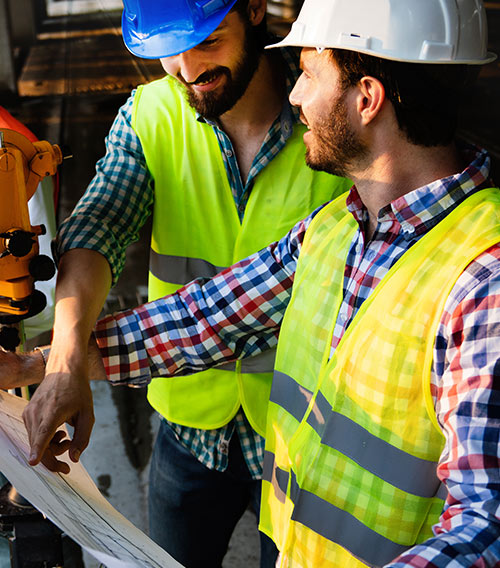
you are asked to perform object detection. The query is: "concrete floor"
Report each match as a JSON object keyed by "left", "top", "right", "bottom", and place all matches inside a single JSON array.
[{"left": 0, "top": 1, "right": 499, "bottom": 567}]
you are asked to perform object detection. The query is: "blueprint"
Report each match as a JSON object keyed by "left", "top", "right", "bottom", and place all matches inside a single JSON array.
[{"left": 0, "top": 390, "right": 184, "bottom": 568}]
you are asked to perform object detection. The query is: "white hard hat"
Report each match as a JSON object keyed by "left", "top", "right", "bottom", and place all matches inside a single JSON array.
[{"left": 267, "top": 0, "right": 497, "bottom": 65}]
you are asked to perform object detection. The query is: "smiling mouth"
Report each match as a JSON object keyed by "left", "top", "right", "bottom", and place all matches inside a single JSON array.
[
  {"left": 189, "top": 70, "right": 223, "bottom": 87},
  {"left": 195, "top": 76, "right": 218, "bottom": 86}
]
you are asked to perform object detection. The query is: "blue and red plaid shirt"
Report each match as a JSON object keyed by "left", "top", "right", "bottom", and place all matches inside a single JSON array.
[{"left": 95, "top": 146, "right": 500, "bottom": 566}]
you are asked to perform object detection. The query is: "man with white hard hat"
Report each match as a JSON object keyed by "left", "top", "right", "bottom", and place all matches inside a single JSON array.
[
  {"left": 258, "top": 0, "right": 500, "bottom": 565},
  {"left": 6, "top": 0, "right": 500, "bottom": 565},
  {"left": 18, "top": 1, "right": 349, "bottom": 566}
]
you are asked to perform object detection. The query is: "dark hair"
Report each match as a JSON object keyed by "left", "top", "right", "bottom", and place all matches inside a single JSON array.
[
  {"left": 231, "top": 0, "right": 250, "bottom": 16},
  {"left": 231, "top": 0, "right": 268, "bottom": 47},
  {"left": 330, "top": 49, "right": 477, "bottom": 147}
]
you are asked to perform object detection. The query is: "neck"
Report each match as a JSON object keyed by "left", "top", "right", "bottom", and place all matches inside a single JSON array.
[
  {"left": 351, "top": 139, "right": 463, "bottom": 240},
  {"left": 218, "top": 51, "right": 285, "bottom": 182},
  {"left": 219, "top": 50, "right": 284, "bottom": 136}
]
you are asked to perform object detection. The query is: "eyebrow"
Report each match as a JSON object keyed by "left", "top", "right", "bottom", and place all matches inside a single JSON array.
[{"left": 214, "top": 18, "right": 229, "bottom": 33}]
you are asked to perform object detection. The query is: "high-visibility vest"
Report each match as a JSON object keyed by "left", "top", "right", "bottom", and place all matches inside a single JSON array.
[
  {"left": 131, "top": 75, "right": 352, "bottom": 436},
  {"left": 260, "top": 188, "right": 500, "bottom": 566}
]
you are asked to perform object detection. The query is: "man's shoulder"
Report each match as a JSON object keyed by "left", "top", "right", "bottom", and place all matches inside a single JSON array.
[
  {"left": 132, "top": 75, "right": 190, "bottom": 119},
  {"left": 136, "top": 74, "right": 179, "bottom": 95},
  {"left": 447, "top": 242, "right": 500, "bottom": 310}
]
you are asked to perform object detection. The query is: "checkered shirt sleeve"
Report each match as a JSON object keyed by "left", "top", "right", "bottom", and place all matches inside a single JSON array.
[
  {"left": 94, "top": 208, "right": 316, "bottom": 385},
  {"left": 54, "top": 94, "right": 153, "bottom": 285}
]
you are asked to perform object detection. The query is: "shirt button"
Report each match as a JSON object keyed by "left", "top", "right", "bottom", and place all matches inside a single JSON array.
[
  {"left": 225, "top": 148, "right": 233, "bottom": 158},
  {"left": 238, "top": 204, "right": 245, "bottom": 212},
  {"left": 220, "top": 441, "right": 229, "bottom": 454}
]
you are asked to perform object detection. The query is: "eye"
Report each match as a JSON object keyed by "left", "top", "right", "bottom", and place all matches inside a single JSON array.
[{"left": 199, "top": 37, "right": 219, "bottom": 48}]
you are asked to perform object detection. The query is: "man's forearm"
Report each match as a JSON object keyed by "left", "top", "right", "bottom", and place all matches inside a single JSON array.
[
  {"left": 0, "top": 348, "right": 45, "bottom": 389},
  {"left": 19, "top": 248, "right": 112, "bottom": 471},
  {"left": 0, "top": 336, "right": 107, "bottom": 390},
  {"left": 51, "top": 248, "right": 112, "bottom": 353}
]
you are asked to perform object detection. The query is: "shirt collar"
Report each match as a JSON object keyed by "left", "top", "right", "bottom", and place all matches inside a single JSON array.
[{"left": 347, "top": 144, "right": 492, "bottom": 239}]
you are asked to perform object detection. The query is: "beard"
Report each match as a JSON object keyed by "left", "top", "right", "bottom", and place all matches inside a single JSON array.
[
  {"left": 305, "top": 92, "right": 368, "bottom": 178},
  {"left": 180, "top": 21, "right": 262, "bottom": 119}
]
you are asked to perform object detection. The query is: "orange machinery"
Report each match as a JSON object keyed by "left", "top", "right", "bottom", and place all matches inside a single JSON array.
[{"left": 0, "top": 128, "right": 62, "bottom": 350}]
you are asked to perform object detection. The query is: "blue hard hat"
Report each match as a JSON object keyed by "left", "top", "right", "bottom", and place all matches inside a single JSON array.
[{"left": 122, "top": 0, "right": 239, "bottom": 59}]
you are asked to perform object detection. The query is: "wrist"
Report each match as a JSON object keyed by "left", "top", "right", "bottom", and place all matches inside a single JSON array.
[
  {"left": 43, "top": 338, "right": 89, "bottom": 381},
  {"left": 29, "top": 347, "right": 47, "bottom": 385},
  {"left": 5, "top": 348, "right": 45, "bottom": 387},
  {"left": 51, "top": 327, "right": 90, "bottom": 352},
  {"left": 33, "top": 346, "right": 50, "bottom": 368}
]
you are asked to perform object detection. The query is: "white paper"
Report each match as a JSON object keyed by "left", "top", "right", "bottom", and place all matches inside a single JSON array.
[{"left": 0, "top": 390, "right": 184, "bottom": 568}]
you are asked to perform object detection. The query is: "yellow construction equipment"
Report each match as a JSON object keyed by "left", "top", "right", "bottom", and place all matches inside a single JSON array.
[{"left": 0, "top": 128, "right": 62, "bottom": 349}]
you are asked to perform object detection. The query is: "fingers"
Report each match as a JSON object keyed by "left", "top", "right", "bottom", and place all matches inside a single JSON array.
[
  {"left": 21, "top": 373, "right": 95, "bottom": 473},
  {"left": 39, "top": 430, "right": 72, "bottom": 474},
  {"left": 69, "top": 410, "right": 95, "bottom": 463},
  {"left": 25, "top": 414, "right": 59, "bottom": 467}
]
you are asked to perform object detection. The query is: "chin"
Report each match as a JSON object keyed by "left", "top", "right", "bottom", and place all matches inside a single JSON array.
[{"left": 305, "top": 148, "right": 323, "bottom": 172}]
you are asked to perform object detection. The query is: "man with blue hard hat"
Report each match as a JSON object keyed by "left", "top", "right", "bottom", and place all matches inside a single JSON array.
[{"left": 26, "top": 1, "right": 349, "bottom": 566}]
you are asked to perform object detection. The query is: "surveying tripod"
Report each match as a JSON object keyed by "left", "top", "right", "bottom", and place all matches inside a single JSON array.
[{"left": 0, "top": 127, "right": 79, "bottom": 567}]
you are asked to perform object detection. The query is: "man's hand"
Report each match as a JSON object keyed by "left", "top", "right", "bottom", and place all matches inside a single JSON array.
[
  {"left": 22, "top": 249, "right": 112, "bottom": 473},
  {"left": 21, "top": 337, "right": 106, "bottom": 473},
  {"left": 22, "top": 369, "right": 94, "bottom": 474},
  {"left": 0, "top": 346, "right": 80, "bottom": 472}
]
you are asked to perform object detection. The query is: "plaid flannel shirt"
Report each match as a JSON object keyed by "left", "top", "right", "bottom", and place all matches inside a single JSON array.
[{"left": 95, "top": 146, "right": 500, "bottom": 566}]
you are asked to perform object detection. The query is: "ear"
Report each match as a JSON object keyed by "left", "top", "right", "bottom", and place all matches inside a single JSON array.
[
  {"left": 355, "top": 76, "right": 386, "bottom": 126},
  {"left": 247, "top": 0, "right": 267, "bottom": 26}
]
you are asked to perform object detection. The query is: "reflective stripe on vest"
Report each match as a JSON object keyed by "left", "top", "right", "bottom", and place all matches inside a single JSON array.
[
  {"left": 132, "top": 75, "right": 352, "bottom": 434},
  {"left": 263, "top": 451, "right": 414, "bottom": 566},
  {"left": 149, "top": 250, "right": 226, "bottom": 284},
  {"left": 270, "top": 371, "right": 445, "bottom": 499},
  {"left": 261, "top": 188, "right": 500, "bottom": 566}
]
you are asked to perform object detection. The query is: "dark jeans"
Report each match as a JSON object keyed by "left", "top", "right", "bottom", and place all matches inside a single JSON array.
[{"left": 148, "top": 420, "right": 278, "bottom": 568}]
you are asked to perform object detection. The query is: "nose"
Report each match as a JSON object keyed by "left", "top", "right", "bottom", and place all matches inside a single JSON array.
[
  {"left": 289, "top": 72, "right": 305, "bottom": 109},
  {"left": 160, "top": 50, "right": 205, "bottom": 84}
]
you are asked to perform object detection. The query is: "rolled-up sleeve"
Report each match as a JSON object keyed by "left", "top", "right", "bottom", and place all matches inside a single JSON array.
[
  {"left": 94, "top": 205, "right": 325, "bottom": 386},
  {"left": 54, "top": 93, "right": 153, "bottom": 285}
]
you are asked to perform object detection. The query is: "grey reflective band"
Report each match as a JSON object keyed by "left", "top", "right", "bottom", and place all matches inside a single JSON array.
[
  {"left": 271, "top": 372, "right": 443, "bottom": 499},
  {"left": 263, "top": 452, "right": 410, "bottom": 566},
  {"left": 436, "top": 482, "right": 448, "bottom": 501},
  {"left": 270, "top": 371, "right": 313, "bottom": 423},
  {"left": 150, "top": 249, "right": 227, "bottom": 285},
  {"left": 289, "top": 471, "right": 410, "bottom": 566},
  {"left": 263, "top": 450, "right": 289, "bottom": 498},
  {"left": 307, "top": 391, "right": 442, "bottom": 499},
  {"left": 217, "top": 349, "right": 277, "bottom": 374}
]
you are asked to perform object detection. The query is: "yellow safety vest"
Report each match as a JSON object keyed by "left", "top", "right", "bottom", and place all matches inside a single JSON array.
[
  {"left": 131, "top": 75, "right": 351, "bottom": 435},
  {"left": 260, "top": 188, "right": 500, "bottom": 566}
]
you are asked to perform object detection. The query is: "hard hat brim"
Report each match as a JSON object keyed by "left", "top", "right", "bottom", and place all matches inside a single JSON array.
[{"left": 266, "top": 38, "right": 497, "bottom": 66}]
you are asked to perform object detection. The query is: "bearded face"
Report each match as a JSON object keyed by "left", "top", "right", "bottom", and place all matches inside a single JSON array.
[
  {"left": 172, "top": 15, "right": 263, "bottom": 120},
  {"left": 303, "top": 90, "right": 368, "bottom": 178},
  {"left": 291, "top": 49, "right": 369, "bottom": 179}
]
